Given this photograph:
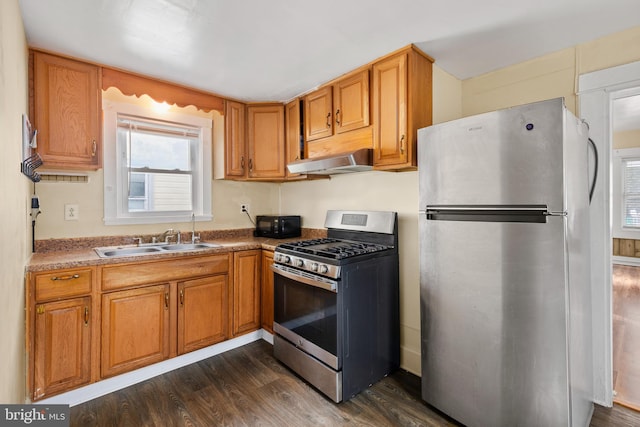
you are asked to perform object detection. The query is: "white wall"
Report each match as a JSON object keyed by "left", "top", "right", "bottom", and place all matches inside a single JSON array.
[{"left": 0, "top": 0, "right": 30, "bottom": 404}]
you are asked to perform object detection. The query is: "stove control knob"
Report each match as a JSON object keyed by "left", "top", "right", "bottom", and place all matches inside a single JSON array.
[
  {"left": 295, "top": 259, "right": 304, "bottom": 267},
  {"left": 319, "top": 265, "right": 329, "bottom": 274},
  {"left": 283, "top": 256, "right": 291, "bottom": 264},
  {"left": 311, "top": 262, "right": 319, "bottom": 272}
]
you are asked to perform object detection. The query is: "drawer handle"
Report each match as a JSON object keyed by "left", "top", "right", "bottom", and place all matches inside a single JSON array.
[
  {"left": 84, "top": 307, "right": 89, "bottom": 326},
  {"left": 51, "top": 274, "right": 80, "bottom": 281}
]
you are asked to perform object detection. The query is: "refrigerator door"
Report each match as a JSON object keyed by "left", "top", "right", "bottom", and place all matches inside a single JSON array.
[
  {"left": 418, "top": 98, "right": 566, "bottom": 212},
  {"left": 419, "top": 215, "right": 570, "bottom": 426}
]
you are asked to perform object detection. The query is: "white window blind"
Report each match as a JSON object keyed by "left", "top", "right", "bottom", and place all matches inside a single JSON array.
[{"left": 623, "top": 158, "right": 640, "bottom": 227}]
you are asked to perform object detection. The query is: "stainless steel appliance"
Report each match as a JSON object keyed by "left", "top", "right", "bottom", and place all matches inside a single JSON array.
[
  {"left": 418, "top": 98, "right": 594, "bottom": 427},
  {"left": 272, "top": 210, "right": 399, "bottom": 402},
  {"left": 254, "top": 215, "right": 301, "bottom": 239}
]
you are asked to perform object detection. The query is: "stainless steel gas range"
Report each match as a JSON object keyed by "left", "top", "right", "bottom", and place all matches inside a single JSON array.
[{"left": 271, "top": 210, "right": 400, "bottom": 403}]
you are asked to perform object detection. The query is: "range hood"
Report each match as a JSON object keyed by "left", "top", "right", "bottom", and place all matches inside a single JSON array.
[{"left": 286, "top": 148, "right": 373, "bottom": 175}]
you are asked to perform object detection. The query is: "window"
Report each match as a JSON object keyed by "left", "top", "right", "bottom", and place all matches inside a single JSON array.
[
  {"left": 622, "top": 158, "right": 640, "bottom": 227},
  {"left": 103, "top": 100, "right": 212, "bottom": 225}
]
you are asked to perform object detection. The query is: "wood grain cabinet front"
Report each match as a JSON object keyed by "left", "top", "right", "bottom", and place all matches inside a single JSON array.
[
  {"left": 33, "top": 296, "right": 92, "bottom": 400},
  {"left": 101, "top": 284, "right": 171, "bottom": 378},
  {"left": 260, "top": 250, "right": 275, "bottom": 334},
  {"left": 31, "top": 51, "right": 102, "bottom": 170},
  {"left": 372, "top": 46, "right": 433, "bottom": 170},
  {"left": 233, "top": 250, "right": 262, "bottom": 336}
]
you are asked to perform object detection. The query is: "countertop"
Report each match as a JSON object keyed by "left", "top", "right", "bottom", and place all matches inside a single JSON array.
[{"left": 27, "top": 229, "right": 325, "bottom": 272}]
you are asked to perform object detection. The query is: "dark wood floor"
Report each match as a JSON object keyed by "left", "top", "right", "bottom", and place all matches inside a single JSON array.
[
  {"left": 612, "top": 264, "right": 640, "bottom": 411},
  {"left": 70, "top": 339, "right": 639, "bottom": 426}
]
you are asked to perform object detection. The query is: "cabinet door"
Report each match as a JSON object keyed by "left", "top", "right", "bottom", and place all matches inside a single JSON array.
[
  {"left": 233, "top": 250, "right": 261, "bottom": 336},
  {"left": 101, "top": 284, "right": 170, "bottom": 378},
  {"left": 285, "top": 99, "right": 304, "bottom": 179},
  {"left": 260, "top": 251, "right": 275, "bottom": 334},
  {"left": 33, "top": 52, "right": 101, "bottom": 170},
  {"left": 247, "top": 104, "right": 285, "bottom": 179},
  {"left": 178, "top": 275, "right": 229, "bottom": 354},
  {"left": 224, "top": 100, "right": 247, "bottom": 178},
  {"left": 334, "top": 69, "right": 370, "bottom": 134},
  {"left": 304, "top": 86, "right": 333, "bottom": 142},
  {"left": 33, "top": 297, "right": 91, "bottom": 400},
  {"left": 372, "top": 52, "right": 408, "bottom": 167}
]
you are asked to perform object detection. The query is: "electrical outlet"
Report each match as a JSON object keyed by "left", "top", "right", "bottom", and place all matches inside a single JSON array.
[
  {"left": 240, "top": 204, "right": 249, "bottom": 214},
  {"left": 64, "top": 204, "right": 79, "bottom": 221}
]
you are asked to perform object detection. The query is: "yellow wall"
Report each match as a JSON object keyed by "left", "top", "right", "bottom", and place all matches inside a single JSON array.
[
  {"left": 613, "top": 129, "right": 640, "bottom": 149},
  {"left": 0, "top": 0, "right": 30, "bottom": 404}
]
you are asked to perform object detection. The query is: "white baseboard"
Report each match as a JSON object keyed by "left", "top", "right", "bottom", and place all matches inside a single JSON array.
[
  {"left": 612, "top": 255, "right": 640, "bottom": 266},
  {"left": 37, "top": 330, "right": 273, "bottom": 407}
]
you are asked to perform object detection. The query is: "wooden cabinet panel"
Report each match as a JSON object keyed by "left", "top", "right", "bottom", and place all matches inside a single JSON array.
[
  {"left": 224, "top": 100, "right": 247, "bottom": 177},
  {"left": 260, "top": 250, "right": 275, "bottom": 334},
  {"left": 178, "top": 275, "right": 229, "bottom": 354},
  {"left": 101, "top": 254, "right": 230, "bottom": 291},
  {"left": 232, "top": 250, "right": 261, "bottom": 336},
  {"left": 32, "top": 51, "right": 101, "bottom": 170},
  {"left": 33, "top": 297, "right": 91, "bottom": 400},
  {"left": 372, "top": 47, "right": 433, "bottom": 170},
  {"left": 34, "top": 267, "right": 93, "bottom": 301},
  {"left": 247, "top": 104, "right": 285, "bottom": 179},
  {"left": 304, "top": 86, "right": 333, "bottom": 142},
  {"left": 285, "top": 99, "right": 304, "bottom": 179},
  {"left": 101, "top": 284, "right": 170, "bottom": 378},
  {"left": 334, "top": 69, "right": 370, "bottom": 134}
]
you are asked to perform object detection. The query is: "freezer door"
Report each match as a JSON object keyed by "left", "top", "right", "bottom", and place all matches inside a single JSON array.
[
  {"left": 420, "top": 215, "right": 570, "bottom": 427},
  {"left": 418, "top": 98, "right": 566, "bottom": 212}
]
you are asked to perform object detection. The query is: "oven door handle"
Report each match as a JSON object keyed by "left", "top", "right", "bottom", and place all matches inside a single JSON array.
[{"left": 271, "top": 264, "right": 337, "bottom": 292}]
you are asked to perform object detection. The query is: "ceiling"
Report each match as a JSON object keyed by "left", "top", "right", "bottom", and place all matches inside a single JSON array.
[{"left": 17, "top": 0, "right": 640, "bottom": 107}]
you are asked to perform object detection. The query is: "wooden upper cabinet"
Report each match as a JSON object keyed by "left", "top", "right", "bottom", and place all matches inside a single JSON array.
[
  {"left": 334, "top": 69, "right": 370, "bottom": 134},
  {"left": 247, "top": 104, "right": 285, "bottom": 179},
  {"left": 33, "top": 296, "right": 91, "bottom": 400},
  {"left": 372, "top": 46, "right": 433, "bottom": 170},
  {"left": 304, "top": 86, "right": 333, "bottom": 142},
  {"left": 32, "top": 51, "right": 101, "bottom": 170},
  {"left": 285, "top": 99, "right": 304, "bottom": 179},
  {"left": 224, "top": 100, "right": 247, "bottom": 178},
  {"left": 304, "top": 68, "right": 370, "bottom": 143}
]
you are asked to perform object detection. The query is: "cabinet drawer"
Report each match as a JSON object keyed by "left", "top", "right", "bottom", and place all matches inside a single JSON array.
[
  {"left": 34, "top": 268, "right": 93, "bottom": 301},
  {"left": 102, "top": 253, "right": 231, "bottom": 291}
]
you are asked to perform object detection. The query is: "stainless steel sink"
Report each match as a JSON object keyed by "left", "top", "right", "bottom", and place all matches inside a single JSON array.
[{"left": 94, "top": 242, "right": 221, "bottom": 258}]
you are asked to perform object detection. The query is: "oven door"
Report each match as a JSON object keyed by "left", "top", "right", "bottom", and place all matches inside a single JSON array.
[{"left": 272, "top": 263, "right": 340, "bottom": 370}]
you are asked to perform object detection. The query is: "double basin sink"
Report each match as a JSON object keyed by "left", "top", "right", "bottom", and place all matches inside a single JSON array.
[{"left": 94, "top": 242, "right": 221, "bottom": 258}]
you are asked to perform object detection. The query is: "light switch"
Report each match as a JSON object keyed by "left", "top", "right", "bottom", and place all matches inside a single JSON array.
[{"left": 64, "top": 204, "right": 79, "bottom": 221}]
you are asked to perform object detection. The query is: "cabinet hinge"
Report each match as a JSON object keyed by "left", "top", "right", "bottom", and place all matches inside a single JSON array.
[{"left": 36, "top": 305, "right": 45, "bottom": 315}]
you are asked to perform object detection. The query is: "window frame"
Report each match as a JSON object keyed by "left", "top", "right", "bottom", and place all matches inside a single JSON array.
[
  {"left": 103, "top": 100, "right": 212, "bottom": 225},
  {"left": 613, "top": 147, "right": 640, "bottom": 238}
]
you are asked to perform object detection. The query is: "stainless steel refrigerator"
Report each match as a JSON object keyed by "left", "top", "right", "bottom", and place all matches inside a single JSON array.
[{"left": 418, "top": 98, "right": 594, "bottom": 427}]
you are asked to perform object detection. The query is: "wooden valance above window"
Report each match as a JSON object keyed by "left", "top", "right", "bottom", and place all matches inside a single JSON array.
[{"left": 102, "top": 67, "right": 225, "bottom": 113}]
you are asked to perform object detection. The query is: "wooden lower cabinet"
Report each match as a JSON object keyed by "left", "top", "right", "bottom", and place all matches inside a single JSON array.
[
  {"left": 101, "top": 284, "right": 171, "bottom": 378},
  {"left": 261, "top": 250, "right": 275, "bottom": 334},
  {"left": 233, "top": 250, "right": 262, "bottom": 336},
  {"left": 33, "top": 296, "right": 92, "bottom": 400},
  {"left": 178, "top": 275, "right": 229, "bottom": 354}
]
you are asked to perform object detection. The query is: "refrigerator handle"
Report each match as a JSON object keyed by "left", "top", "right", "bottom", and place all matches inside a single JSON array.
[{"left": 423, "top": 205, "right": 557, "bottom": 223}]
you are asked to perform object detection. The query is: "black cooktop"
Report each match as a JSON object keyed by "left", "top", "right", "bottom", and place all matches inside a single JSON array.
[{"left": 277, "top": 238, "right": 390, "bottom": 260}]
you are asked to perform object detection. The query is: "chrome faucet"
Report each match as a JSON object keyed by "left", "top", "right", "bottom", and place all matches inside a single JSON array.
[{"left": 191, "top": 213, "right": 200, "bottom": 244}]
